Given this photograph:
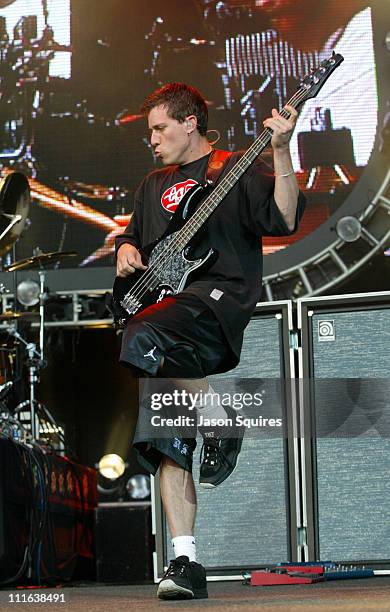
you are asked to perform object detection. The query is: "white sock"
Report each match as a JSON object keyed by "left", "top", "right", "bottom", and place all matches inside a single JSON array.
[
  {"left": 196, "top": 385, "right": 227, "bottom": 420},
  {"left": 172, "top": 535, "right": 196, "bottom": 562}
]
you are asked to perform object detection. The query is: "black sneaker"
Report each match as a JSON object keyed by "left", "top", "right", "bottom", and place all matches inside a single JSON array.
[
  {"left": 199, "top": 434, "right": 243, "bottom": 488},
  {"left": 157, "top": 556, "right": 208, "bottom": 600},
  {"left": 198, "top": 409, "right": 245, "bottom": 488}
]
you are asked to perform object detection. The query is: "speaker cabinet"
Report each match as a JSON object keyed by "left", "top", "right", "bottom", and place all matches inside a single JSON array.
[
  {"left": 298, "top": 291, "right": 390, "bottom": 567},
  {"left": 95, "top": 502, "right": 153, "bottom": 583},
  {"left": 153, "top": 301, "right": 302, "bottom": 579}
]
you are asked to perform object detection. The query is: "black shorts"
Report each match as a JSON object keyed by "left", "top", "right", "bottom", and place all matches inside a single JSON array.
[{"left": 119, "top": 292, "right": 235, "bottom": 474}]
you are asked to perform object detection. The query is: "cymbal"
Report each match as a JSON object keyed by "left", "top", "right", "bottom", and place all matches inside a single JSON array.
[
  {"left": 4, "top": 250, "right": 78, "bottom": 273},
  {"left": 0, "top": 311, "right": 39, "bottom": 322},
  {"left": 0, "top": 172, "right": 30, "bottom": 257}
]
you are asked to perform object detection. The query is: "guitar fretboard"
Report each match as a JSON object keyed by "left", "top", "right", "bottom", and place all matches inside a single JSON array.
[{"left": 173, "top": 88, "right": 305, "bottom": 251}]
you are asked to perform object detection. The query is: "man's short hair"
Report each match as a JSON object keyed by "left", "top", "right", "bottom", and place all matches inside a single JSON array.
[{"left": 140, "top": 82, "right": 208, "bottom": 136}]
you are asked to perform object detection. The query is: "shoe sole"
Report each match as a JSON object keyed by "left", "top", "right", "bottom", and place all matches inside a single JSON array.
[
  {"left": 199, "top": 436, "right": 243, "bottom": 489},
  {"left": 157, "top": 580, "right": 194, "bottom": 599},
  {"left": 157, "top": 579, "right": 208, "bottom": 600}
]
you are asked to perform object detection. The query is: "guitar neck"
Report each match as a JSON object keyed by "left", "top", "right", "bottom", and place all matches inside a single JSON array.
[{"left": 175, "top": 86, "right": 306, "bottom": 250}]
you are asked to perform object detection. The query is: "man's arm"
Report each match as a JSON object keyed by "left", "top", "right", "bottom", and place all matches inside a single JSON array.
[
  {"left": 263, "top": 104, "right": 299, "bottom": 232},
  {"left": 114, "top": 204, "right": 147, "bottom": 277}
]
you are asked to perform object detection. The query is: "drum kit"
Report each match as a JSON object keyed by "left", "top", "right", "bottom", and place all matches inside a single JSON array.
[{"left": 0, "top": 171, "right": 76, "bottom": 448}]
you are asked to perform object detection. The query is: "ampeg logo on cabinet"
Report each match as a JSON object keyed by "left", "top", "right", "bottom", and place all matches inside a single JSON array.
[{"left": 318, "top": 320, "right": 336, "bottom": 342}]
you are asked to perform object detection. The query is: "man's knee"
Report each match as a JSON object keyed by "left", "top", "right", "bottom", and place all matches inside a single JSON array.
[{"left": 160, "top": 454, "right": 184, "bottom": 471}]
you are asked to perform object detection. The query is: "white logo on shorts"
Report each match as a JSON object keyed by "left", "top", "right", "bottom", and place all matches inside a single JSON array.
[
  {"left": 210, "top": 288, "right": 223, "bottom": 301},
  {"left": 144, "top": 346, "right": 158, "bottom": 361}
]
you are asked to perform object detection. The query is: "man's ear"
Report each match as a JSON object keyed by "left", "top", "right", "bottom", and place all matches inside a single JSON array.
[{"left": 186, "top": 115, "right": 197, "bottom": 134}]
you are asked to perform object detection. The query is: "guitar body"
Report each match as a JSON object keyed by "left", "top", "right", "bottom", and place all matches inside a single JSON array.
[{"left": 112, "top": 181, "right": 218, "bottom": 327}]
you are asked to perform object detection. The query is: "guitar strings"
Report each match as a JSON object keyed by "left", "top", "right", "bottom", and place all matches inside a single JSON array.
[{"left": 120, "top": 85, "right": 309, "bottom": 310}]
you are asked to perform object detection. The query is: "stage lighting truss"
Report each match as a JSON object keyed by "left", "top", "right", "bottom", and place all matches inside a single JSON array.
[
  {"left": 263, "top": 168, "right": 390, "bottom": 301},
  {"left": 0, "top": 289, "right": 113, "bottom": 328}
]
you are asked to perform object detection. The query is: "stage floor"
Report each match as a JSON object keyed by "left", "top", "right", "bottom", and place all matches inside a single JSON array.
[{"left": 1, "top": 576, "right": 390, "bottom": 611}]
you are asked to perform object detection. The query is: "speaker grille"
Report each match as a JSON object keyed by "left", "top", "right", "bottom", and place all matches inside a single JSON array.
[{"left": 310, "top": 306, "right": 390, "bottom": 561}]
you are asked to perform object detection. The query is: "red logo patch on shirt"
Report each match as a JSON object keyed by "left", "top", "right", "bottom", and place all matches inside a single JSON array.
[{"left": 161, "top": 180, "right": 198, "bottom": 213}]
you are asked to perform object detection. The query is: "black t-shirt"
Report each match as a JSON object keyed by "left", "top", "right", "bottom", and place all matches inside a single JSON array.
[{"left": 116, "top": 150, "right": 305, "bottom": 359}]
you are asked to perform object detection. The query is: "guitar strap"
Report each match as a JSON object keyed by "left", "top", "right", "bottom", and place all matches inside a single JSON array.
[{"left": 205, "top": 149, "right": 232, "bottom": 185}]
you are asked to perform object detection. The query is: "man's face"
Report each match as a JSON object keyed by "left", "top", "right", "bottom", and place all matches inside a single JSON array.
[{"left": 148, "top": 105, "right": 191, "bottom": 166}]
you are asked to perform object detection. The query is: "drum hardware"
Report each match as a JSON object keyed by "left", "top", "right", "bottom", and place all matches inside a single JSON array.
[
  {"left": 0, "top": 327, "right": 64, "bottom": 449},
  {"left": 1, "top": 249, "right": 77, "bottom": 443},
  {"left": 4, "top": 320, "right": 65, "bottom": 447},
  {"left": 5, "top": 327, "right": 41, "bottom": 440},
  {"left": 5, "top": 249, "right": 77, "bottom": 365}
]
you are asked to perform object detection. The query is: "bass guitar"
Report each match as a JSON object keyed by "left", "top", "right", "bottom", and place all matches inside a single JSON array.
[{"left": 112, "top": 52, "right": 344, "bottom": 327}]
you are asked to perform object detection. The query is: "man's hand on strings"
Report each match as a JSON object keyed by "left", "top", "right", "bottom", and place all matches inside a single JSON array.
[
  {"left": 263, "top": 105, "right": 298, "bottom": 150},
  {"left": 116, "top": 243, "right": 148, "bottom": 277}
]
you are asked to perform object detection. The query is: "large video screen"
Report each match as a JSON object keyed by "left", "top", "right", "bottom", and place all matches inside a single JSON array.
[{"left": 0, "top": 0, "right": 379, "bottom": 268}]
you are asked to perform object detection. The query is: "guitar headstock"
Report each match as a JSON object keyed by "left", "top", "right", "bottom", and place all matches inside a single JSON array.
[{"left": 298, "top": 52, "right": 344, "bottom": 102}]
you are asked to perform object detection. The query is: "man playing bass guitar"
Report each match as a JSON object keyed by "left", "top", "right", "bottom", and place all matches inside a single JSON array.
[{"left": 115, "top": 82, "right": 305, "bottom": 600}]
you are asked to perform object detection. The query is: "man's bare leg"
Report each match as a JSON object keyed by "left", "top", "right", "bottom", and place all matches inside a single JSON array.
[
  {"left": 157, "top": 455, "right": 208, "bottom": 600},
  {"left": 160, "top": 455, "right": 196, "bottom": 537}
]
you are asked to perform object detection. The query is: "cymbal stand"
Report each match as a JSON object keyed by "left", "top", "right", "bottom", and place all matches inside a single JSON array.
[
  {"left": 9, "top": 266, "right": 63, "bottom": 445},
  {"left": 38, "top": 269, "right": 45, "bottom": 361},
  {"left": 9, "top": 266, "right": 45, "bottom": 442},
  {"left": 9, "top": 328, "right": 42, "bottom": 440}
]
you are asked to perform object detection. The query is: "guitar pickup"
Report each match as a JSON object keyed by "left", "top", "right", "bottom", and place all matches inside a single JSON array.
[{"left": 120, "top": 296, "right": 142, "bottom": 315}]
